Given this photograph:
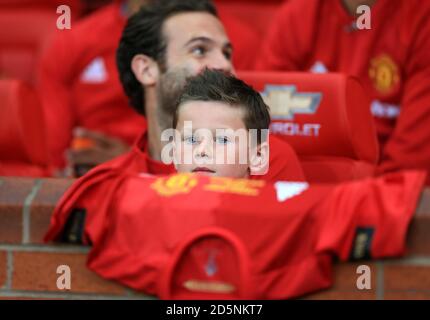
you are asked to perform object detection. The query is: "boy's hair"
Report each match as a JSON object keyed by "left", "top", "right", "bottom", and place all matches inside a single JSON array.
[
  {"left": 173, "top": 69, "right": 271, "bottom": 144},
  {"left": 116, "top": 0, "right": 218, "bottom": 115}
]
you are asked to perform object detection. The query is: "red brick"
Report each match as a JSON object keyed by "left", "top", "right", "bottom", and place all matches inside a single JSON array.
[
  {"left": 407, "top": 217, "right": 430, "bottom": 256},
  {"left": 304, "top": 290, "right": 376, "bottom": 300},
  {"left": 29, "top": 208, "right": 54, "bottom": 244},
  {"left": 384, "top": 291, "right": 430, "bottom": 300},
  {"left": 303, "top": 263, "right": 377, "bottom": 300},
  {"left": 0, "top": 178, "right": 37, "bottom": 204},
  {"left": 0, "top": 209, "right": 22, "bottom": 244},
  {"left": 331, "top": 263, "right": 376, "bottom": 291},
  {"left": 0, "top": 178, "right": 36, "bottom": 243},
  {"left": 416, "top": 188, "right": 430, "bottom": 217},
  {"left": 0, "top": 251, "right": 7, "bottom": 288},
  {"left": 385, "top": 265, "right": 430, "bottom": 291},
  {"left": 30, "top": 178, "right": 74, "bottom": 243},
  {"left": 12, "top": 251, "right": 127, "bottom": 295}
]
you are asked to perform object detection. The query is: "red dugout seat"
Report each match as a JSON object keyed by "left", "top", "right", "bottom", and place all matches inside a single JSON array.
[
  {"left": 0, "top": 79, "right": 51, "bottom": 177},
  {"left": 0, "top": 0, "right": 82, "bottom": 84},
  {"left": 239, "top": 71, "right": 379, "bottom": 183}
]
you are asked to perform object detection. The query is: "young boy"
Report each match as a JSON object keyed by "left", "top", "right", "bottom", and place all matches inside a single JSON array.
[{"left": 172, "top": 69, "right": 270, "bottom": 178}]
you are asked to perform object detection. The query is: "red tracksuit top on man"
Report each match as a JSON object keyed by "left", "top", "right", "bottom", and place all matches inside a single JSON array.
[
  {"left": 37, "top": 3, "right": 145, "bottom": 168},
  {"left": 255, "top": 0, "right": 430, "bottom": 184},
  {"left": 37, "top": 2, "right": 259, "bottom": 168},
  {"left": 45, "top": 170, "right": 426, "bottom": 299}
]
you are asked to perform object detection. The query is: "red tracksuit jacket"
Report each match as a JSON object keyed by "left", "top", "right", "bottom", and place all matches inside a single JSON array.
[
  {"left": 37, "top": 2, "right": 259, "bottom": 168},
  {"left": 255, "top": 0, "right": 430, "bottom": 184},
  {"left": 45, "top": 168, "right": 426, "bottom": 299},
  {"left": 37, "top": 3, "right": 146, "bottom": 168}
]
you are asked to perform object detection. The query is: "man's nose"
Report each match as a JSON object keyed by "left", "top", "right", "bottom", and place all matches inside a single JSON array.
[{"left": 206, "top": 51, "right": 233, "bottom": 73}]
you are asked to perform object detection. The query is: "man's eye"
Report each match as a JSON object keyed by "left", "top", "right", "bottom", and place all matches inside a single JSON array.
[
  {"left": 191, "top": 46, "right": 207, "bottom": 57},
  {"left": 223, "top": 49, "right": 232, "bottom": 61},
  {"left": 215, "top": 136, "right": 230, "bottom": 144}
]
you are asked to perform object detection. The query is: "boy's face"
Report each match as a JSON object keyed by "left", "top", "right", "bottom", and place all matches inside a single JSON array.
[{"left": 174, "top": 101, "right": 252, "bottom": 178}]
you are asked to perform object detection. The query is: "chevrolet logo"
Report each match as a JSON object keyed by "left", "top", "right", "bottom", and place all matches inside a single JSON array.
[{"left": 261, "top": 85, "right": 322, "bottom": 120}]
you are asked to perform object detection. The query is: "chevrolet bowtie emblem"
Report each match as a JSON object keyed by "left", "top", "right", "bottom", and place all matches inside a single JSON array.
[{"left": 261, "top": 85, "right": 322, "bottom": 120}]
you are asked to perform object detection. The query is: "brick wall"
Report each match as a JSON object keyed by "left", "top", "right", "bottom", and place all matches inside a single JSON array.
[
  {"left": 0, "top": 177, "right": 429, "bottom": 300},
  {"left": 0, "top": 177, "right": 153, "bottom": 300}
]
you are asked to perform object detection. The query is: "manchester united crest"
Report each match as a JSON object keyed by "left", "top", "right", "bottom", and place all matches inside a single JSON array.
[
  {"left": 151, "top": 173, "right": 198, "bottom": 197},
  {"left": 368, "top": 54, "right": 400, "bottom": 95}
]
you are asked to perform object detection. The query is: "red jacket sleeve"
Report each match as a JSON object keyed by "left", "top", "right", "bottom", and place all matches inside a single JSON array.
[
  {"left": 316, "top": 171, "right": 426, "bottom": 260},
  {"left": 378, "top": 9, "right": 430, "bottom": 185},
  {"left": 37, "top": 32, "right": 78, "bottom": 169},
  {"left": 44, "top": 166, "right": 125, "bottom": 245}
]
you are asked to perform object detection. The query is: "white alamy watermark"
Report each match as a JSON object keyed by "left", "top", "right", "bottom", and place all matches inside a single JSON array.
[
  {"left": 56, "top": 265, "right": 71, "bottom": 290},
  {"left": 56, "top": 5, "right": 72, "bottom": 30},
  {"left": 356, "top": 264, "right": 371, "bottom": 290},
  {"left": 356, "top": 5, "right": 371, "bottom": 30}
]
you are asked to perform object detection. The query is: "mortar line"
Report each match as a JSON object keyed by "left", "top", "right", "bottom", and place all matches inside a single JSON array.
[
  {"left": 0, "top": 244, "right": 90, "bottom": 254},
  {"left": 0, "top": 289, "right": 156, "bottom": 300},
  {"left": 5, "top": 251, "right": 13, "bottom": 290},
  {"left": 22, "top": 179, "right": 44, "bottom": 244},
  {"left": 376, "top": 261, "right": 384, "bottom": 300},
  {"left": 385, "top": 256, "right": 430, "bottom": 265}
]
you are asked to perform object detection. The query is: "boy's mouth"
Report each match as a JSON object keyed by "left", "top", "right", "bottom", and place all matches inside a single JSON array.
[{"left": 192, "top": 167, "right": 216, "bottom": 174}]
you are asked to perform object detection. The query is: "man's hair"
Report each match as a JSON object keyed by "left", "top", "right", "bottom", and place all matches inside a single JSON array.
[
  {"left": 116, "top": 0, "right": 218, "bottom": 115},
  {"left": 173, "top": 69, "right": 271, "bottom": 143}
]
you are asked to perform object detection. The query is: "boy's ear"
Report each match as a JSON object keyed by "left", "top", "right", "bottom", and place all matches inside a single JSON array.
[
  {"left": 131, "top": 54, "right": 160, "bottom": 87},
  {"left": 249, "top": 141, "right": 269, "bottom": 176}
]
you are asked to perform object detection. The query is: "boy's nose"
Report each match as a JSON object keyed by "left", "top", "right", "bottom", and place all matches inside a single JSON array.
[{"left": 195, "top": 139, "right": 213, "bottom": 159}]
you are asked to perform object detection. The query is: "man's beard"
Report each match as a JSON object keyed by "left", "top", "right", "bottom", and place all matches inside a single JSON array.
[{"left": 156, "top": 66, "right": 194, "bottom": 130}]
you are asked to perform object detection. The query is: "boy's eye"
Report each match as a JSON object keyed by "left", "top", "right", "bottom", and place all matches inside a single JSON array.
[
  {"left": 184, "top": 136, "right": 198, "bottom": 144},
  {"left": 215, "top": 136, "right": 230, "bottom": 144}
]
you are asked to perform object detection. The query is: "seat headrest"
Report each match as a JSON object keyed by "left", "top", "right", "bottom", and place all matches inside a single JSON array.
[
  {"left": 0, "top": 79, "right": 48, "bottom": 166},
  {"left": 0, "top": 8, "right": 56, "bottom": 83},
  {"left": 238, "top": 71, "right": 379, "bottom": 163}
]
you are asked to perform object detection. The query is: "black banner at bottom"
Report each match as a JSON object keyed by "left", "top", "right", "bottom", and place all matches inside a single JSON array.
[{"left": 0, "top": 299, "right": 427, "bottom": 318}]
